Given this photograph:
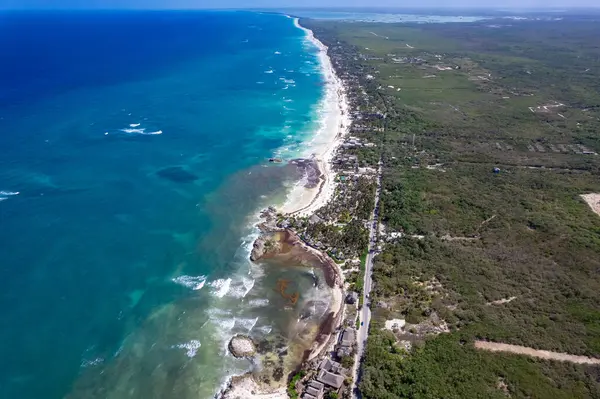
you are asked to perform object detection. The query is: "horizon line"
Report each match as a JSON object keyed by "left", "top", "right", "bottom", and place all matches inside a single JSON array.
[{"left": 2, "top": 5, "right": 600, "bottom": 11}]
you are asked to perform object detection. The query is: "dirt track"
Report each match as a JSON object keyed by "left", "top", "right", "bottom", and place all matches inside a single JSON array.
[{"left": 474, "top": 341, "right": 600, "bottom": 364}]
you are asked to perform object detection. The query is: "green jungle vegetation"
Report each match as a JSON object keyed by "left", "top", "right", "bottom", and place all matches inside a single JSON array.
[{"left": 304, "top": 14, "right": 600, "bottom": 399}]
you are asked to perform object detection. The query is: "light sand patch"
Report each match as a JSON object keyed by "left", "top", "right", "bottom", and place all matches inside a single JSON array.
[
  {"left": 486, "top": 296, "right": 517, "bottom": 306},
  {"left": 384, "top": 319, "right": 406, "bottom": 331},
  {"left": 474, "top": 341, "right": 600, "bottom": 364},
  {"left": 221, "top": 376, "right": 287, "bottom": 399},
  {"left": 581, "top": 193, "right": 600, "bottom": 217}
]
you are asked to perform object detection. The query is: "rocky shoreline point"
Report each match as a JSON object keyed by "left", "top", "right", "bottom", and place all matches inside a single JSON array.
[
  {"left": 228, "top": 335, "right": 257, "bottom": 358},
  {"left": 219, "top": 208, "right": 345, "bottom": 399},
  {"left": 289, "top": 157, "right": 323, "bottom": 189},
  {"left": 250, "top": 207, "right": 283, "bottom": 261}
]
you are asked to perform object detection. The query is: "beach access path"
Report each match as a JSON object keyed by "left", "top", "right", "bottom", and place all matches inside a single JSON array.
[{"left": 351, "top": 161, "right": 383, "bottom": 398}]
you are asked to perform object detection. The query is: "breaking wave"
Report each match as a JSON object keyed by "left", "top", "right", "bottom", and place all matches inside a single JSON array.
[
  {"left": 171, "top": 275, "right": 207, "bottom": 290},
  {"left": 119, "top": 127, "right": 163, "bottom": 135},
  {"left": 172, "top": 339, "right": 201, "bottom": 358},
  {"left": 209, "top": 278, "right": 232, "bottom": 298}
]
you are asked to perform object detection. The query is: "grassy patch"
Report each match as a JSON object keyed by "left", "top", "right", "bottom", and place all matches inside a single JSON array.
[{"left": 287, "top": 371, "right": 306, "bottom": 399}]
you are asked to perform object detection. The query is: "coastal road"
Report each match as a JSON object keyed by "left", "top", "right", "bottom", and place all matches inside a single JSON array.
[{"left": 352, "top": 161, "right": 383, "bottom": 398}]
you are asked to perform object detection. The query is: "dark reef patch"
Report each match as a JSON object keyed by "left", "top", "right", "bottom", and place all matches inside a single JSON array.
[{"left": 156, "top": 166, "right": 198, "bottom": 183}]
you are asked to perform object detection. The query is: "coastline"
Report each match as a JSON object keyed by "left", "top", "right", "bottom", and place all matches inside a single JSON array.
[
  {"left": 280, "top": 18, "right": 350, "bottom": 217},
  {"left": 281, "top": 16, "right": 348, "bottom": 361},
  {"left": 217, "top": 17, "right": 350, "bottom": 399}
]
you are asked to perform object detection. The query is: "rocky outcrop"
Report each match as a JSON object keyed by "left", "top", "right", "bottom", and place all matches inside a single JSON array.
[
  {"left": 257, "top": 207, "right": 281, "bottom": 233},
  {"left": 228, "top": 335, "right": 257, "bottom": 358},
  {"left": 250, "top": 236, "right": 268, "bottom": 261},
  {"left": 250, "top": 234, "right": 283, "bottom": 261},
  {"left": 289, "top": 157, "right": 322, "bottom": 188},
  {"left": 250, "top": 208, "right": 284, "bottom": 261}
]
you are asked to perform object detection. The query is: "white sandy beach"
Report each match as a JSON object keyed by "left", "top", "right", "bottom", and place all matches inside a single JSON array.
[
  {"left": 280, "top": 18, "right": 351, "bottom": 217},
  {"left": 221, "top": 376, "right": 287, "bottom": 399}
]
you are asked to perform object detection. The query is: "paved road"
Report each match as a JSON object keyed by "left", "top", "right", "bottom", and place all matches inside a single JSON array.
[{"left": 352, "top": 162, "right": 383, "bottom": 398}]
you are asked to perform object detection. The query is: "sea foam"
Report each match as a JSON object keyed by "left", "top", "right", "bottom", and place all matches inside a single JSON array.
[
  {"left": 235, "top": 317, "right": 259, "bottom": 332},
  {"left": 227, "top": 277, "right": 255, "bottom": 299},
  {"left": 248, "top": 298, "right": 269, "bottom": 307},
  {"left": 172, "top": 339, "right": 201, "bottom": 358},
  {"left": 119, "top": 127, "right": 163, "bottom": 135},
  {"left": 171, "top": 275, "right": 207, "bottom": 290},
  {"left": 209, "top": 278, "right": 232, "bottom": 298}
]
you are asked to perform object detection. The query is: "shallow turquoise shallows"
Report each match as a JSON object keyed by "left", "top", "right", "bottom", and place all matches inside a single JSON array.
[{"left": 0, "top": 11, "right": 325, "bottom": 398}]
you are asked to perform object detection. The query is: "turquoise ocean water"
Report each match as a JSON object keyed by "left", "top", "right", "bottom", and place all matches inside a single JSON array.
[{"left": 0, "top": 11, "right": 329, "bottom": 398}]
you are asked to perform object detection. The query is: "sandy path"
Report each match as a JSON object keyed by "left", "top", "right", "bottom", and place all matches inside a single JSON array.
[{"left": 474, "top": 341, "right": 600, "bottom": 364}]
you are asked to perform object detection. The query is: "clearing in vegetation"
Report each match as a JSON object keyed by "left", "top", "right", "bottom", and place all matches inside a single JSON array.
[{"left": 474, "top": 341, "right": 600, "bottom": 365}]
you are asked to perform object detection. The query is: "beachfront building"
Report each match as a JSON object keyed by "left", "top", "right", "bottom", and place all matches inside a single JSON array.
[
  {"left": 340, "top": 328, "right": 356, "bottom": 347},
  {"left": 336, "top": 327, "right": 356, "bottom": 358},
  {"left": 304, "top": 380, "right": 325, "bottom": 399},
  {"left": 302, "top": 380, "right": 325, "bottom": 399},
  {"left": 317, "top": 369, "right": 345, "bottom": 390}
]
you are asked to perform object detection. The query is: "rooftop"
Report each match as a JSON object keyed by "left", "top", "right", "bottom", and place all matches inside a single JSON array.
[
  {"left": 340, "top": 328, "right": 356, "bottom": 347},
  {"left": 306, "top": 386, "right": 322, "bottom": 397},
  {"left": 317, "top": 370, "right": 345, "bottom": 389}
]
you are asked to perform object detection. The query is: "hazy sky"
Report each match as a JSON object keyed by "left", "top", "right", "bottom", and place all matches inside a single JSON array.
[{"left": 1, "top": 0, "right": 598, "bottom": 9}]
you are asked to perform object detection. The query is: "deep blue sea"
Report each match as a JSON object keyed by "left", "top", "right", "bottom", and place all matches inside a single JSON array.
[{"left": 0, "top": 11, "right": 328, "bottom": 398}]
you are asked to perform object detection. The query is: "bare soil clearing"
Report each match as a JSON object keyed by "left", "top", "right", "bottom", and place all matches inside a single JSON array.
[
  {"left": 581, "top": 193, "right": 600, "bottom": 217},
  {"left": 486, "top": 296, "right": 517, "bottom": 306},
  {"left": 474, "top": 341, "right": 600, "bottom": 364}
]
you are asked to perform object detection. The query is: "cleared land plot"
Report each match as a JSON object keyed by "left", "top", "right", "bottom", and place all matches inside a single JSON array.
[{"left": 475, "top": 341, "right": 600, "bottom": 365}]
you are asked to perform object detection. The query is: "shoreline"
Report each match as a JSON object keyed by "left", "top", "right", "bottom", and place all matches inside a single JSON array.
[
  {"left": 280, "top": 18, "right": 350, "bottom": 217},
  {"left": 220, "top": 227, "right": 345, "bottom": 399},
  {"left": 217, "top": 17, "right": 349, "bottom": 399},
  {"left": 281, "top": 16, "right": 348, "bottom": 361}
]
